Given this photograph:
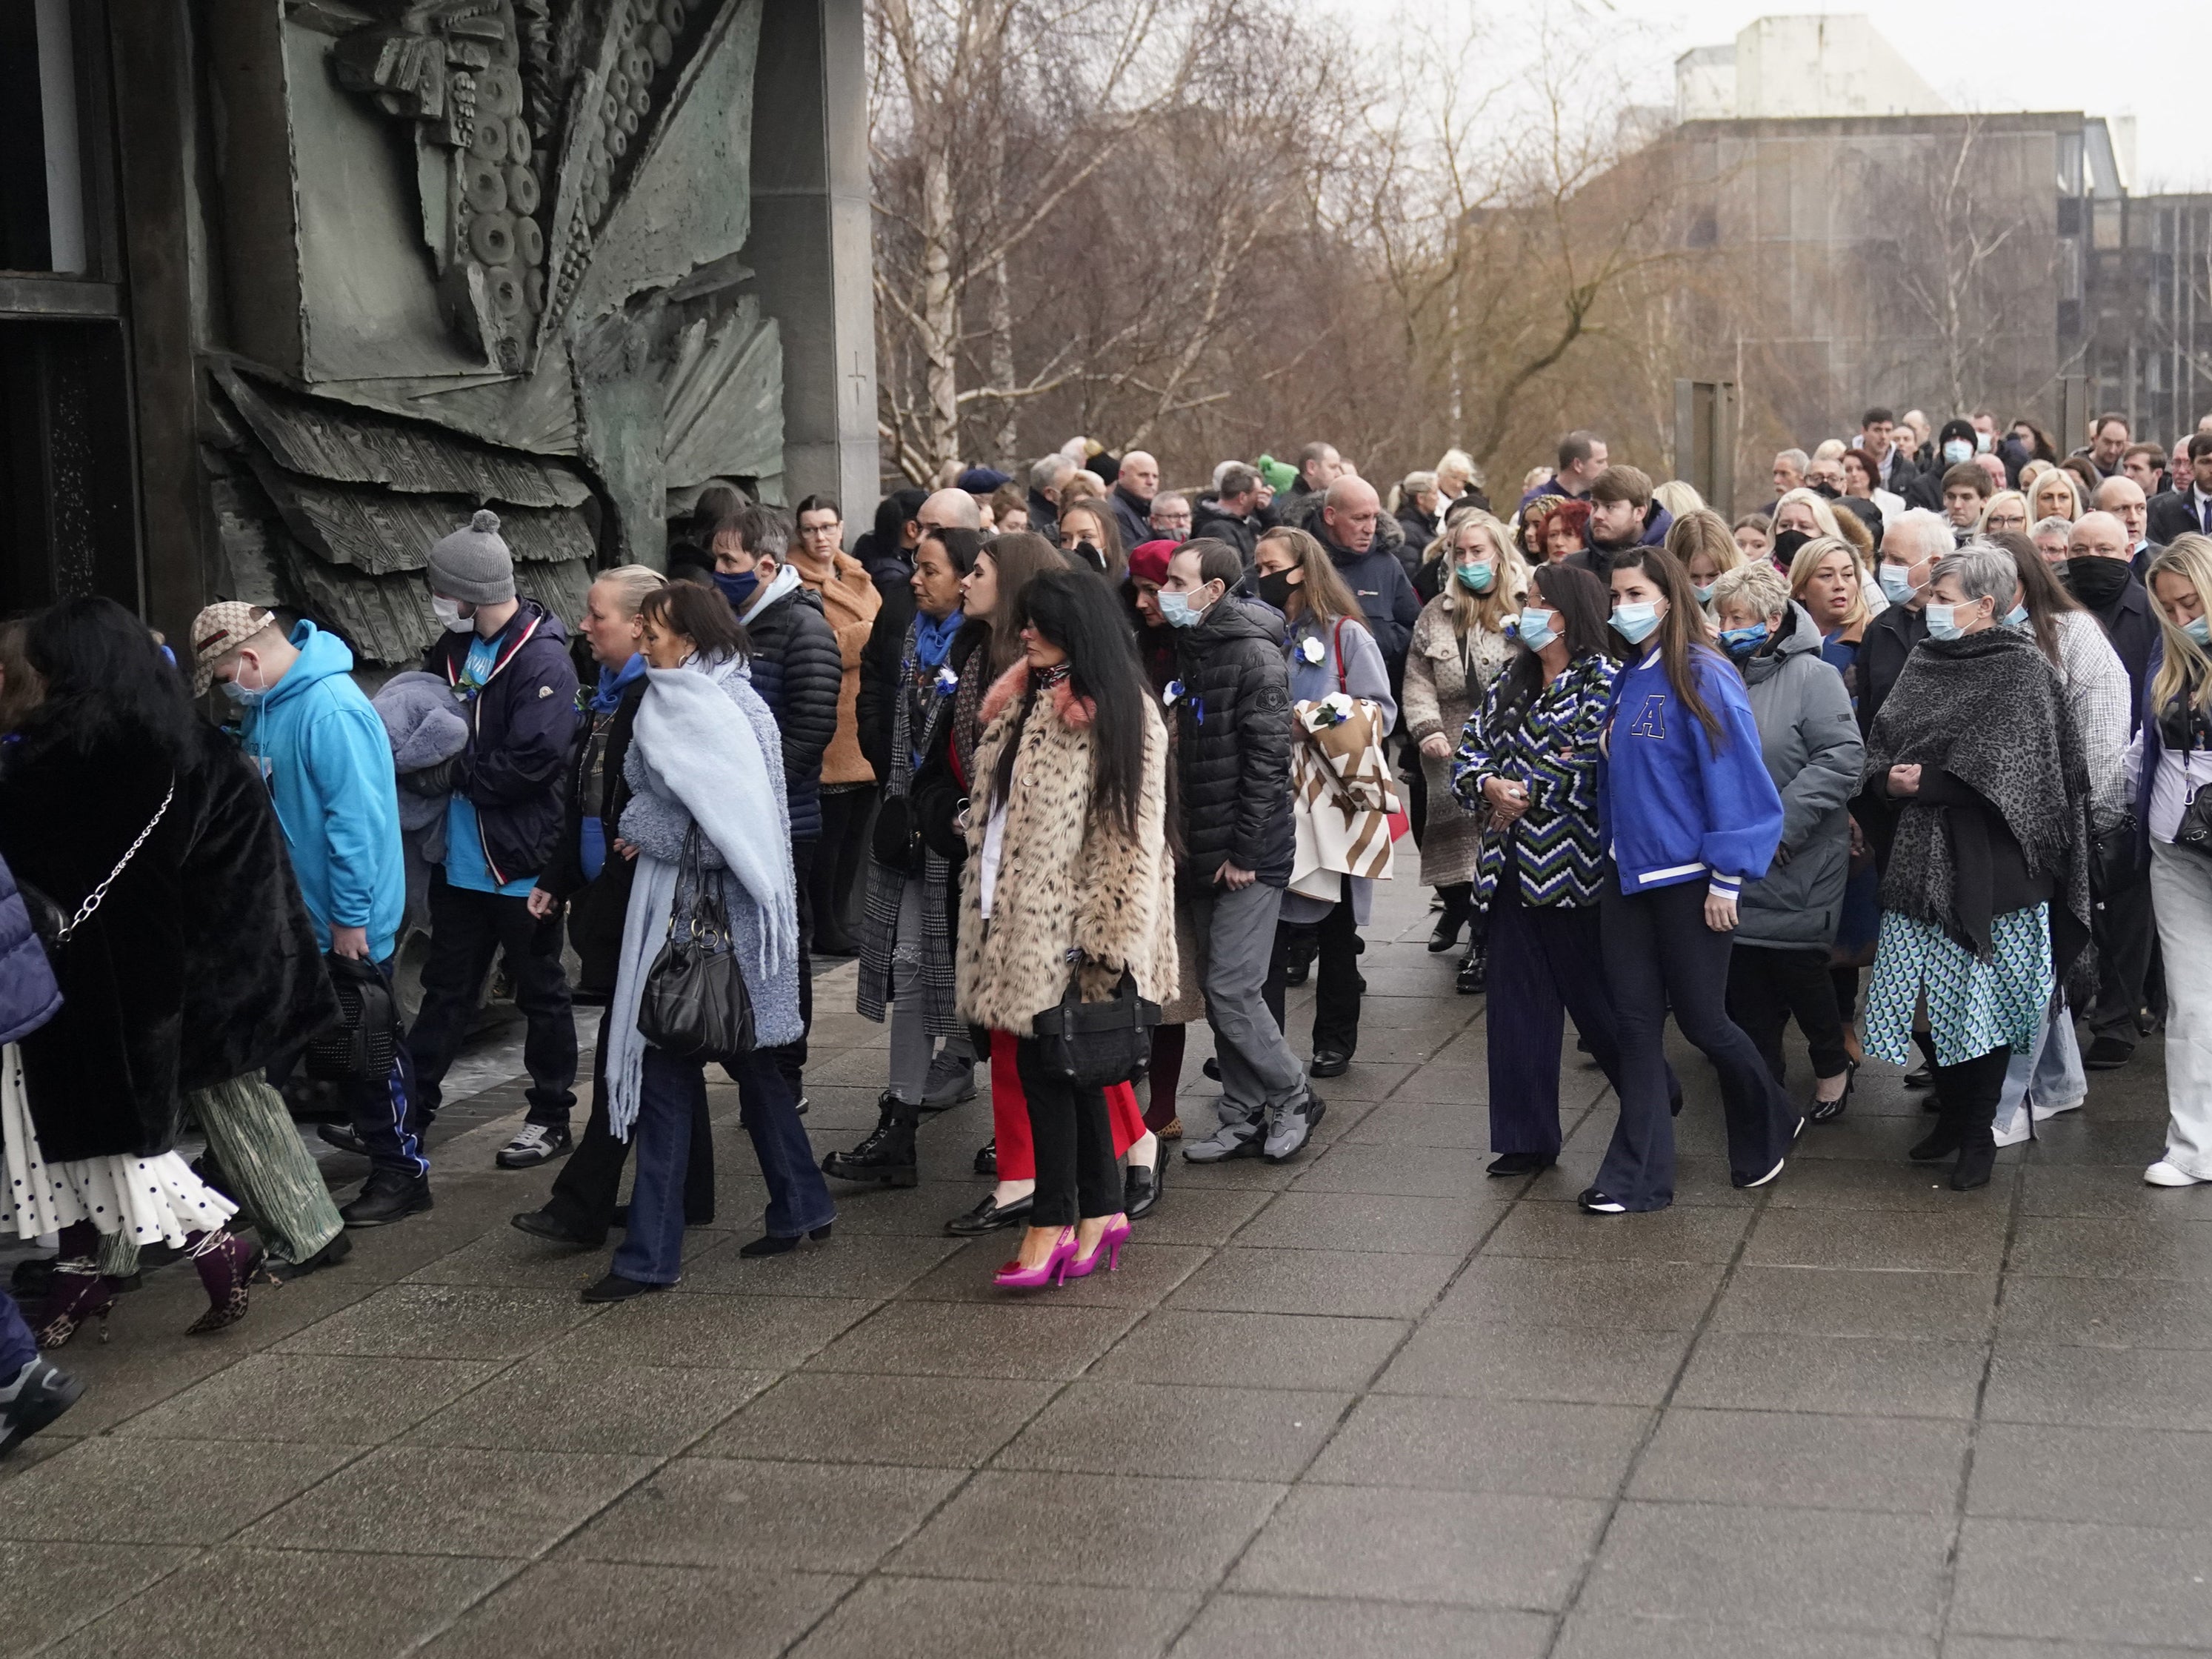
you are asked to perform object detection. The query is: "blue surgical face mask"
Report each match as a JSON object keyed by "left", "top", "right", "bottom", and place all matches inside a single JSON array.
[
  {"left": 220, "top": 660, "right": 267, "bottom": 707},
  {"left": 1516, "top": 607, "right": 1557, "bottom": 652},
  {"left": 1610, "top": 601, "right": 1662, "bottom": 645},
  {"left": 1879, "top": 564, "right": 1917, "bottom": 603},
  {"left": 1976, "top": 430, "right": 1994, "bottom": 453},
  {"left": 432, "top": 594, "right": 476, "bottom": 634},
  {"left": 1719, "top": 624, "right": 1766, "bottom": 656},
  {"left": 1943, "top": 439, "right": 1973, "bottom": 465},
  {"left": 1453, "top": 560, "right": 1494, "bottom": 594},
  {"left": 2003, "top": 602, "right": 2029, "bottom": 628},
  {"left": 1158, "top": 589, "right": 1204, "bottom": 628},
  {"left": 1925, "top": 602, "right": 1968, "bottom": 641},
  {"left": 1691, "top": 582, "right": 1715, "bottom": 605},
  {"left": 2186, "top": 616, "right": 2211, "bottom": 647}
]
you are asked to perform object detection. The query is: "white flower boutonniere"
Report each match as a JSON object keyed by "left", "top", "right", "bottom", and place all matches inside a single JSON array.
[
  {"left": 933, "top": 665, "right": 961, "bottom": 697},
  {"left": 1303, "top": 691, "right": 1356, "bottom": 730},
  {"left": 1298, "top": 635, "right": 1327, "bottom": 666},
  {"left": 1163, "top": 679, "right": 1185, "bottom": 705}
]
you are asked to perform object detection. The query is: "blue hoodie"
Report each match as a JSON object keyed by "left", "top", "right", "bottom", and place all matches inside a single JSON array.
[
  {"left": 1600, "top": 643, "right": 1783, "bottom": 900},
  {"left": 241, "top": 622, "right": 407, "bottom": 963}
]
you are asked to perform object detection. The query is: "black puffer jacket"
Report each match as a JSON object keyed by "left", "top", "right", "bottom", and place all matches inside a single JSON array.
[
  {"left": 1191, "top": 498, "right": 1259, "bottom": 567},
  {"left": 1172, "top": 597, "right": 1293, "bottom": 887},
  {"left": 540, "top": 676, "right": 644, "bottom": 999},
  {"left": 422, "top": 599, "right": 578, "bottom": 884},
  {"left": 740, "top": 579, "right": 842, "bottom": 840}
]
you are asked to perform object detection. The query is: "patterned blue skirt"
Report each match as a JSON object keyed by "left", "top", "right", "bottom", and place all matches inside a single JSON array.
[{"left": 1863, "top": 903, "right": 2052, "bottom": 1068}]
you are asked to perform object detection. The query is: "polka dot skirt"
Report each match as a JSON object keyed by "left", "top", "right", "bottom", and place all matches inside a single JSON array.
[{"left": 1, "top": 1043, "right": 237, "bottom": 1248}]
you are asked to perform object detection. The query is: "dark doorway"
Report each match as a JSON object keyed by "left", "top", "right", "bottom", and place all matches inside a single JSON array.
[{"left": 0, "top": 320, "right": 141, "bottom": 614}]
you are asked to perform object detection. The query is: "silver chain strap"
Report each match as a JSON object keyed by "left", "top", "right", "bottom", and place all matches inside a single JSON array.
[{"left": 53, "top": 777, "right": 175, "bottom": 944}]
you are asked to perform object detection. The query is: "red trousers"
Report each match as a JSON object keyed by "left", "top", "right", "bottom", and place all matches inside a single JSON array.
[{"left": 990, "top": 1030, "right": 1145, "bottom": 1181}]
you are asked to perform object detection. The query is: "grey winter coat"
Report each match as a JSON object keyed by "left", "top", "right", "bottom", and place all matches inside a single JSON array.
[{"left": 1735, "top": 602, "right": 1865, "bottom": 951}]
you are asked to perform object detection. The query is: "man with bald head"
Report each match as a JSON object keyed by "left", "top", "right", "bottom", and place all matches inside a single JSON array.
[
  {"left": 1108, "top": 451, "right": 1159, "bottom": 553},
  {"left": 1315, "top": 474, "right": 1419, "bottom": 674},
  {"left": 917, "top": 487, "right": 981, "bottom": 534},
  {"left": 2092, "top": 475, "right": 2153, "bottom": 574},
  {"left": 2065, "top": 508, "right": 2162, "bottom": 1071}
]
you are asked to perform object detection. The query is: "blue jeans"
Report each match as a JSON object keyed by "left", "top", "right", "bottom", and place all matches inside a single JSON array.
[
  {"left": 0, "top": 1289, "right": 36, "bottom": 1380},
  {"left": 1994, "top": 997, "right": 2087, "bottom": 1137},
  {"left": 614, "top": 1048, "right": 835, "bottom": 1283}
]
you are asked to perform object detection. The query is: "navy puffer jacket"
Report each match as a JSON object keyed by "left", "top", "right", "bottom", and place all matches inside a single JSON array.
[
  {"left": 739, "top": 582, "right": 842, "bottom": 841},
  {"left": 0, "top": 850, "right": 60, "bottom": 1045}
]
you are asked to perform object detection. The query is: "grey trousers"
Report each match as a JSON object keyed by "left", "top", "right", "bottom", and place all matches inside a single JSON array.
[
  {"left": 887, "top": 875, "right": 971, "bottom": 1105},
  {"left": 1188, "top": 879, "right": 1306, "bottom": 1123}
]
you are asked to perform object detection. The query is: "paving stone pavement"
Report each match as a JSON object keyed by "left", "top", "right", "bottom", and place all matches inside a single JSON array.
[{"left": 5, "top": 878, "right": 2212, "bottom": 1658}]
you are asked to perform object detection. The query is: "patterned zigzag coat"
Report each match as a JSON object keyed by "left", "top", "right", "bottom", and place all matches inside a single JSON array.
[
  {"left": 956, "top": 664, "right": 1177, "bottom": 1036},
  {"left": 1450, "top": 651, "right": 1619, "bottom": 909}
]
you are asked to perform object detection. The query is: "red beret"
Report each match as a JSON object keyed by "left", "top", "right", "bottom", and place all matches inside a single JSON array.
[{"left": 1128, "top": 539, "right": 1177, "bottom": 584}]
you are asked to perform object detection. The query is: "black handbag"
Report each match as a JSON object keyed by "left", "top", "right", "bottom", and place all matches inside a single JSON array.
[
  {"left": 638, "top": 827, "right": 757, "bottom": 1064},
  {"left": 2090, "top": 815, "right": 2144, "bottom": 897},
  {"left": 1031, "top": 963, "right": 1160, "bottom": 1089},
  {"left": 305, "top": 954, "right": 401, "bottom": 1083},
  {"left": 2174, "top": 788, "right": 2212, "bottom": 862}
]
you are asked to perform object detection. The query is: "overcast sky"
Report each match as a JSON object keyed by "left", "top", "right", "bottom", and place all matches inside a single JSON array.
[{"left": 1324, "top": 1, "right": 2198, "bottom": 193}]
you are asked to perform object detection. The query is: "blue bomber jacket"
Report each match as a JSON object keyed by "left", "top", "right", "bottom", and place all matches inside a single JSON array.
[{"left": 1600, "top": 644, "right": 1784, "bottom": 900}]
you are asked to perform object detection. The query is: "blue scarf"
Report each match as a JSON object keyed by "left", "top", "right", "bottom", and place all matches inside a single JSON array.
[
  {"left": 591, "top": 652, "right": 647, "bottom": 714},
  {"left": 913, "top": 607, "right": 965, "bottom": 670}
]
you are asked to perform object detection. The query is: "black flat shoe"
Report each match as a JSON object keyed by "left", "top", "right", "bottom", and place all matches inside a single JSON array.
[
  {"left": 739, "top": 1224, "right": 833, "bottom": 1257},
  {"left": 947, "top": 1192, "right": 1032, "bottom": 1235},
  {"left": 581, "top": 1273, "right": 666, "bottom": 1303},
  {"left": 1808, "top": 1063, "right": 1856, "bottom": 1124},
  {"left": 1486, "top": 1152, "right": 1555, "bottom": 1177},
  {"left": 1125, "top": 1156, "right": 1165, "bottom": 1220},
  {"left": 1456, "top": 953, "right": 1486, "bottom": 995},
  {"left": 512, "top": 1208, "right": 604, "bottom": 1249},
  {"left": 1310, "top": 1048, "right": 1351, "bottom": 1079},
  {"left": 1903, "top": 1065, "right": 1934, "bottom": 1090},
  {"left": 1202, "top": 1057, "right": 1222, "bottom": 1081},
  {"left": 973, "top": 1140, "right": 997, "bottom": 1177}
]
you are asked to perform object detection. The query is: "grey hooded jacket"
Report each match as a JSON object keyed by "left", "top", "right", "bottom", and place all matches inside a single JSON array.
[{"left": 1736, "top": 602, "right": 1865, "bottom": 951}]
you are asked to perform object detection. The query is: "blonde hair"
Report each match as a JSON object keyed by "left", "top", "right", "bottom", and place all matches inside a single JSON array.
[
  {"left": 1773, "top": 487, "right": 1844, "bottom": 542},
  {"left": 1811, "top": 439, "right": 1847, "bottom": 462},
  {"left": 1652, "top": 479, "right": 1706, "bottom": 521},
  {"left": 2148, "top": 535, "right": 2212, "bottom": 716},
  {"left": 2019, "top": 459, "right": 2054, "bottom": 494},
  {"left": 1058, "top": 471, "right": 1105, "bottom": 505},
  {"left": 595, "top": 563, "right": 667, "bottom": 616},
  {"left": 1979, "top": 490, "right": 2031, "bottom": 533},
  {"left": 1788, "top": 534, "right": 1871, "bottom": 632},
  {"left": 1832, "top": 504, "right": 1875, "bottom": 568},
  {"left": 1665, "top": 508, "right": 1742, "bottom": 589},
  {"left": 2029, "top": 469, "right": 2083, "bottom": 522},
  {"left": 1438, "top": 512, "right": 1527, "bottom": 639},
  {"left": 1436, "top": 448, "right": 1477, "bottom": 491},
  {"left": 1256, "top": 525, "right": 1367, "bottom": 631}
]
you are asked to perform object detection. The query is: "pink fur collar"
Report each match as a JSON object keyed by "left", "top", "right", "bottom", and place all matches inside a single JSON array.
[{"left": 981, "top": 662, "right": 1093, "bottom": 728}]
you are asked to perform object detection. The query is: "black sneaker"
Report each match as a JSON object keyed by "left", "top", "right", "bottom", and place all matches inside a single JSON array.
[
  {"left": 341, "top": 1170, "right": 433, "bottom": 1228},
  {"left": 1576, "top": 1187, "right": 1627, "bottom": 1214},
  {"left": 496, "top": 1124, "right": 573, "bottom": 1169},
  {"left": 0, "top": 1357, "right": 84, "bottom": 1457},
  {"left": 2084, "top": 1036, "right": 2133, "bottom": 1071},
  {"left": 511, "top": 1208, "right": 604, "bottom": 1249},
  {"left": 318, "top": 1123, "right": 370, "bottom": 1156}
]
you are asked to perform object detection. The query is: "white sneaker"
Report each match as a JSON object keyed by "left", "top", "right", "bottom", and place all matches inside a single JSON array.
[
  {"left": 2145, "top": 1160, "right": 2208, "bottom": 1188},
  {"left": 2030, "top": 1095, "right": 2084, "bottom": 1121},
  {"left": 1992, "top": 1112, "right": 2033, "bottom": 1148}
]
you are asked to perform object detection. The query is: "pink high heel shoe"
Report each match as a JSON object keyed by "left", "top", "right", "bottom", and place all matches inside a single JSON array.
[
  {"left": 993, "top": 1228, "right": 1077, "bottom": 1290},
  {"left": 1067, "top": 1214, "right": 1133, "bottom": 1280}
]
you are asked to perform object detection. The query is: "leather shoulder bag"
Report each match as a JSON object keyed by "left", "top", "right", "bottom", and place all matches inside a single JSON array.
[{"left": 638, "top": 825, "right": 757, "bottom": 1064}]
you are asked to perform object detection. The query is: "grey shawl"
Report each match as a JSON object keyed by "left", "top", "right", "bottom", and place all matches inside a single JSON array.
[{"left": 607, "top": 654, "right": 802, "bottom": 1140}]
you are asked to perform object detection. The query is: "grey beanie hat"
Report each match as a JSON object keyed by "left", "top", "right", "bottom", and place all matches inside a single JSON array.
[{"left": 427, "top": 508, "right": 516, "bottom": 604}]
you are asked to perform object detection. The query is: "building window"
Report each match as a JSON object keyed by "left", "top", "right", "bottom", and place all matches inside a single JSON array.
[{"left": 0, "top": 0, "right": 87, "bottom": 274}]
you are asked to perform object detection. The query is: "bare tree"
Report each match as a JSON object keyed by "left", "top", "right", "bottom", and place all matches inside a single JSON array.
[{"left": 1885, "top": 116, "right": 2032, "bottom": 417}]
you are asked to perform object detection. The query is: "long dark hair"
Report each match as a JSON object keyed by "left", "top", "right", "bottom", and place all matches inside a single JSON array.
[
  {"left": 1605, "top": 544, "right": 1725, "bottom": 747},
  {"left": 1493, "top": 561, "right": 1609, "bottom": 717},
  {"left": 971, "top": 531, "right": 1070, "bottom": 674},
  {"left": 21, "top": 595, "right": 195, "bottom": 761},
  {"left": 992, "top": 567, "right": 1152, "bottom": 839},
  {"left": 1991, "top": 529, "right": 2079, "bottom": 668}
]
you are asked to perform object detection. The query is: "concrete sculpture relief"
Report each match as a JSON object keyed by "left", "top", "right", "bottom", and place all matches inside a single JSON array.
[{"left": 203, "top": 0, "right": 784, "bottom": 664}]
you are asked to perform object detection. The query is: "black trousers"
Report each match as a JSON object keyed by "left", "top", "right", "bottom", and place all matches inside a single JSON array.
[
  {"left": 408, "top": 870, "right": 577, "bottom": 1126},
  {"left": 1485, "top": 886, "right": 1629, "bottom": 1158},
  {"left": 1016, "top": 1035, "right": 1120, "bottom": 1227},
  {"left": 2088, "top": 876, "right": 2156, "bottom": 1050},
  {"left": 764, "top": 839, "right": 816, "bottom": 1098},
  {"left": 1264, "top": 877, "right": 1362, "bottom": 1056},
  {"left": 813, "top": 785, "right": 875, "bottom": 945},
  {"left": 1596, "top": 881, "right": 1796, "bottom": 1211},
  {"left": 1727, "top": 943, "right": 1852, "bottom": 1088},
  {"left": 545, "top": 1037, "right": 714, "bottom": 1242}
]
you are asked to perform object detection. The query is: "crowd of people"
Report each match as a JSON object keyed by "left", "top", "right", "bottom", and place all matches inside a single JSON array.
[{"left": 6, "top": 404, "right": 2212, "bottom": 1459}]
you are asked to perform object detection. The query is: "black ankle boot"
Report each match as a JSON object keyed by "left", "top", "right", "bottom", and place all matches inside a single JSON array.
[
  {"left": 1908, "top": 1123, "right": 1965, "bottom": 1163},
  {"left": 1951, "top": 1142, "right": 1996, "bottom": 1190},
  {"left": 822, "top": 1093, "right": 919, "bottom": 1186}
]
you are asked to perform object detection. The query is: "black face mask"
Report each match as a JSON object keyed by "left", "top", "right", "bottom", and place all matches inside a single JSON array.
[
  {"left": 1770, "top": 528, "right": 1810, "bottom": 570},
  {"left": 2063, "top": 556, "right": 2131, "bottom": 611},
  {"left": 1256, "top": 568, "right": 1297, "bottom": 612}
]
